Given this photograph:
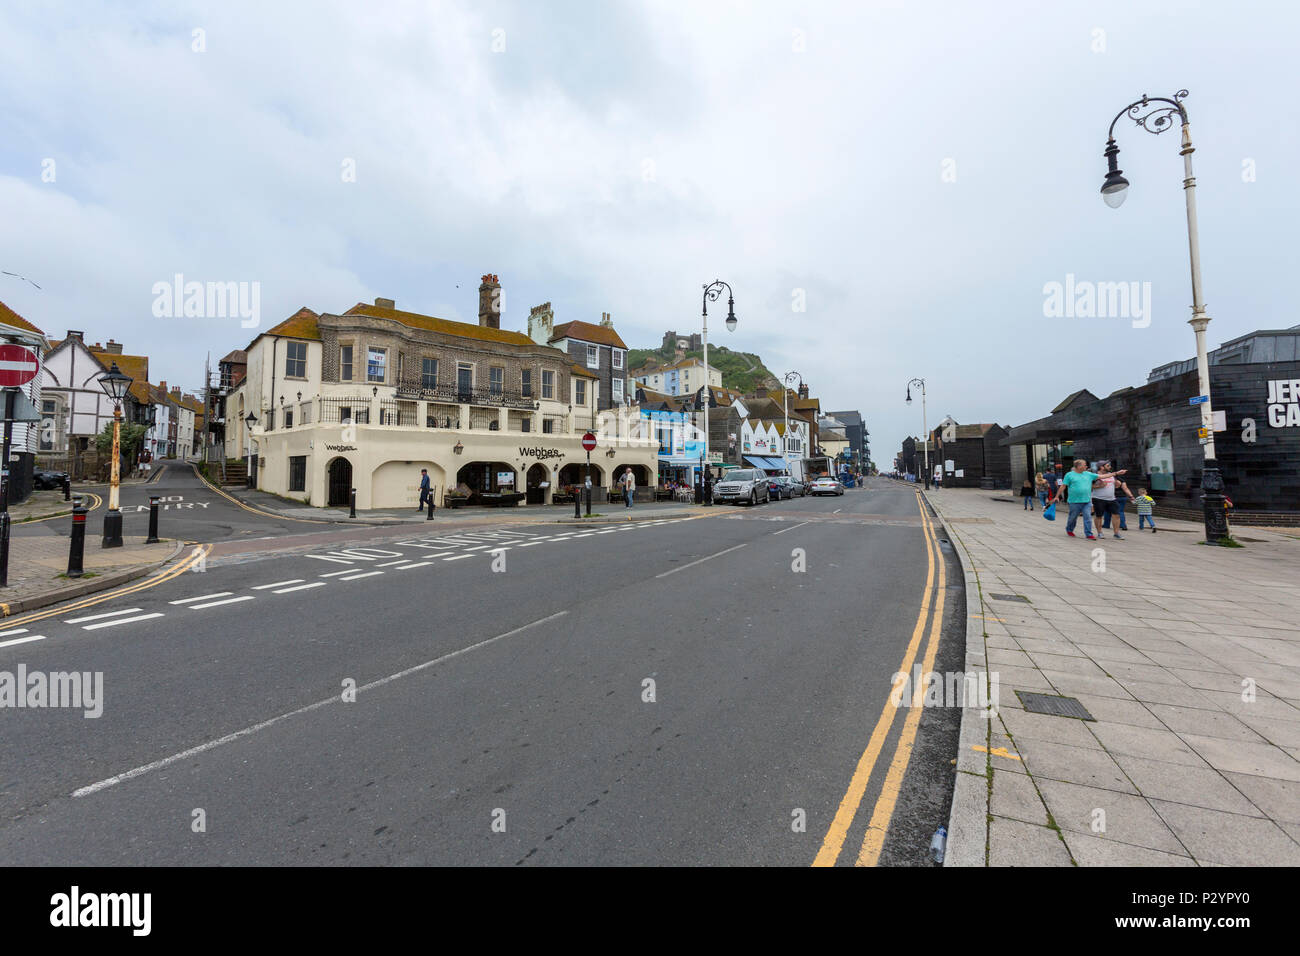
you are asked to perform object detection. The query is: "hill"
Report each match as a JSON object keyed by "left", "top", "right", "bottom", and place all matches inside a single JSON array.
[{"left": 627, "top": 344, "right": 778, "bottom": 394}]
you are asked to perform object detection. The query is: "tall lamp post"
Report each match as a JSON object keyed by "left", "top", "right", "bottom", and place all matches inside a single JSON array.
[
  {"left": 906, "top": 377, "right": 929, "bottom": 489},
  {"left": 700, "top": 280, "right": 738, "bottom": 503},
  {"left": 98, "top": 362, "right": 133, "bottom": 548},
  {"left": 1100, "top": 90, "right": 1225, "bottom": 543},
  {"left": 244, "top": 412, "right": 258, "bottom": 489}
]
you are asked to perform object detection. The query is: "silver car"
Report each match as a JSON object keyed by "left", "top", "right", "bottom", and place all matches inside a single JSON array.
[
  {"left": 809, "top": 476, "right": 845, "bottom": 496},
  {"left": 712, "top": 468, "right": 771, "bottom": 505}
]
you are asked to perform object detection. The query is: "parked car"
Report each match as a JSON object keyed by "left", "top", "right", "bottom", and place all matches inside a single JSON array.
[
  {"left": 712, "top": 468, "right": 770, "bottom": 505},
  {"left": 33, "top": 469, "right": 69, "bottom": 490},
  {"left": 809, "top": 476, "right": 845, "bottom": 496},
  {"left": 771, "top": 475, "right": 803, "bottom": 499}
]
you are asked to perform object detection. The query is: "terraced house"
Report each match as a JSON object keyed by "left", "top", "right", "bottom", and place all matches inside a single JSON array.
[{"left": 223, "top": 275, "right": 656, "bottom": 509}]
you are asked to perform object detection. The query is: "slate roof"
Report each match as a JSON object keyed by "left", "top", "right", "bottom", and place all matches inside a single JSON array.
[{"left": 550, "top": 320, "right": 628, "bottom": 350}]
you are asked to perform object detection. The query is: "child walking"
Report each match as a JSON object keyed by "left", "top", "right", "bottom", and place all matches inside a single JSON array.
[
  {"left": 1020, "top": 478, "right": 1035, "bottom": 510},
  {"left": 1134, "top": 488, "right": 1157, "bottom": 532}
]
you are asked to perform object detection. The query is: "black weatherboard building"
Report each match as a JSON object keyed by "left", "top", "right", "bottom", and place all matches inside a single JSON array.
[{"left": 1003, "top": 326, "right": 1300, "bottom": 521}]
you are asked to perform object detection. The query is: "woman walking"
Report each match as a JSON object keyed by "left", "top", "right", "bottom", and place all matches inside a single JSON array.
[
  {"left": 1035, "top": 472, "right": 1049, "bottom": 509},
  {"left": 1020, "top": 478, "right": 1036, "bottom": 510}
]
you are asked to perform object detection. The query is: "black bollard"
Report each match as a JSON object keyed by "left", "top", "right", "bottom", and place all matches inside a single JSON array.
[
  {"left": 67, "top": 497, "right": 87, "bottom": 578},
  {"left": 145, "top": 494, "right": 161, "bottom": 544},
  {"left": 574, "top": 489, "right": 580, "bottom": 518},
  {"left": 426, "top": 488, "right": 435, "bottom": 520},
  {"left": 349, "top": 488, "right": 356, "bottom": 518},
  {"left": 63, "top": 475, "right": 71, "bottom": 501}
]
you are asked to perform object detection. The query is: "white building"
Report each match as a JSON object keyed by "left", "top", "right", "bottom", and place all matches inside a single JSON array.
[{"left": 633, "top": 356, "right": 722, "bottom": 397}]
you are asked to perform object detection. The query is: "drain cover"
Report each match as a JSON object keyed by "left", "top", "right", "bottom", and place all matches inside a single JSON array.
[
  {"left": 989, "top": 593, "right": 1030, "bottom": 603},
  {"left": 1016, "top": 691, "right": 1095, "bottom": 720}
]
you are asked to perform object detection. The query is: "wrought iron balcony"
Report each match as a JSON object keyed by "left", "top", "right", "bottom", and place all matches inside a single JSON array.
[{"left": 395, "top": 382, "right": 540, "bottom": 411}]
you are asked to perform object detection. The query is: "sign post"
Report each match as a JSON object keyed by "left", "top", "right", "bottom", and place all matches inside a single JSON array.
[
  {"left": 582, "top": 432, "right": 596, "bottom": 516},
  {"left": 0, "top": 347, "right": 39, "bottom": 588}
]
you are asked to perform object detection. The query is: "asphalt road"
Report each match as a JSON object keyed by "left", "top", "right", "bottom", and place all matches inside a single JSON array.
[{"left": 0, "top": 477, "right": 964, "bottom": 865}]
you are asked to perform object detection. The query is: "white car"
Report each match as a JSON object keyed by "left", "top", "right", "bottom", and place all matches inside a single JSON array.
[
  {"left": 809, "top": 476, "right": 845, "bottom": 496},
  {"left": 712, "top": 468, "right": 771, "bottom": 505}
]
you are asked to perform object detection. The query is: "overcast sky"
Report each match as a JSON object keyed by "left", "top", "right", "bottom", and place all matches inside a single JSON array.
[{"left": 2, "top": 0, "right": 1297, "bottom": 461}]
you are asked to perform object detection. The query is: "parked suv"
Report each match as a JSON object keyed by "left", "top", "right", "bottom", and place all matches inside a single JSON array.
[{"left": 712, "top": 468, "right": 770, "bottom": 505}]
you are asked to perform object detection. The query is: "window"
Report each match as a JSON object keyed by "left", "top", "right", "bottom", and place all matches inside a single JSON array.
[
  {"left": 542, "top": 418, "right": 554, "bottom": 434},
  {"left": 457, "top": 363, "right": 473, "bottom": 401},
  {"left": 288, "top": 456, "right": 306, "bottom": 492},
  {"left": 284, "top": 408, "right": 294, "bottom": 429},
  {"left": 340, "top": 345, "right": 353, "bottom": 381},
  {"left": 286, "top": 341, "right": 307, "bottom": 378},
  {"left": 541, "top": 370, "right": 554, "bottom": 399},
  {"left": 339, "top": 406, "right": 351, "bottom": 425},
  {"left": 575, "top": 379, "right": 587, "bottom": 405},
  {"left": 367, "top": 347, "right": 387, "bottom": 383},
  {"left": 422, "top": 358, "right": 438, "bottom": 389},
  {"left": 521, "top": 416, "right": 531, "bottom": 433},
  {"left": 489, "top": 366, "right": 504, "bottom": 395},
  {"left": 612, "top": 378, "right": 624, "bottom": 402},
  {"left": 521, "top": 369, "right": 532, "bottom": 397},
  {"left": 586, "top": 345, "right": 598, "bottom": 368},
  {"left": 613, "top": 349, "right": 624, "bottom": 370}
]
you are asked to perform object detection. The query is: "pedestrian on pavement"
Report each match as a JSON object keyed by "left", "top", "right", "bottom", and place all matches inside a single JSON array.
[
  {"left": 1134, "top": 487, "right": 1158, "bottom": 532},
  {"left": 1035, "top": 472, "right": 1050, "bottom": 508},
  {"left": 1102, "top": 465, "right": 1131, "bottom": 533},
  {"left": 1020, "top": 478, "right": 1036, "bottom": 510},
  {"left": 417, "top": 468, "right": 431, "bottom": 512},
  {"left": 1043, "top": 467, "right": 1059, "bottom": 503},
  {"left": 1091, "top": 463, "right": 1134, "bottom": 540},
  {"left": 619, "top": 467, "right": 636, "bottom": 507},
  {"left": 1055, "top": 459, "right": 1099, "bottom": 539}
]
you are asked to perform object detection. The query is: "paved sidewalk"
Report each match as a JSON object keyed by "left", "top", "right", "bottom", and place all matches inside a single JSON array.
[
  {"left": 2, "top": 534, "right": 182, "bottom": 617},
  {"left": 928, "top": 487, "right": 1300, "bottom": 867}
]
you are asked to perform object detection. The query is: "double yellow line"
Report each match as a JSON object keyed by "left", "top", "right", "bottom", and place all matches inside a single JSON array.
[
  {"left": 13, "top": 492, "right": 103, "bottom": 525},
  {"left": 190, "top": 464, "right": 331, "bottom": 524},
  {"left": 1, "top": 543, "right": 211, "bottom": 628},
  {"left": 813, "top": 490, "right": 947, "bottom": 867}
]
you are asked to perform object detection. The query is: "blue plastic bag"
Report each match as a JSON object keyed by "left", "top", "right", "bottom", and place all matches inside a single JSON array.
[{"left": 1042, "top": 501, "right": 1056, "bottom": 521}]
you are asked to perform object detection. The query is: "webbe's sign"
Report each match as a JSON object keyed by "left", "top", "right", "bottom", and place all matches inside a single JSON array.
[{"left": 1266, "top": 379, "right": 1300, "bottom": 427}]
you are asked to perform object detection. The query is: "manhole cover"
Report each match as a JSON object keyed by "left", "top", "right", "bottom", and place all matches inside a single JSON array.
[
  {"left": 1016, "top": 691, "right": 1095, "bottom": 720},
  {"left": 989, "top": 593, "right": 1030, "bottom": 603}
]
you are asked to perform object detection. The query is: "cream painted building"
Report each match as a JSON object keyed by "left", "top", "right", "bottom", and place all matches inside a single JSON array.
[
  {"left": 223, "top": 277, "right": 658, "bottom": 509},
  {"left": 632, "top": 356, "right": 722, "bottom": 397}
]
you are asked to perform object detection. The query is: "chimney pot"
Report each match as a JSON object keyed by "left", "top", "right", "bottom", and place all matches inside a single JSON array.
[
  {"left": 375, "top": 297, "right": 395, "bottom": 310},
  {"left": 478, "top": 274, "right": 502, "bottom": 330}
]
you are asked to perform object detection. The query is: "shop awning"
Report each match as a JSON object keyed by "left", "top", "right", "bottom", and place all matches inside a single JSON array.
[{"left": 745, "top": 455, "right": 786, "bottom": 470}]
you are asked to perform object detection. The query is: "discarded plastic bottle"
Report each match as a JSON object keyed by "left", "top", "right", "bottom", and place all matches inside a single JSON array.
[{"left": 930, "top": 825, "right": 947, "bottom": 864}]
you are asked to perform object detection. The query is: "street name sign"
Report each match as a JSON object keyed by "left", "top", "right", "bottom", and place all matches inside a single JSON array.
[{"left": 1189, "top": 395, "right": 1209, "bottom": 405}]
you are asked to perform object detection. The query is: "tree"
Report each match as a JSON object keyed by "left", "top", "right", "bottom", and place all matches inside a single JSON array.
[{"left": 94, "top": 420, "right": 148, "bottom": 463}]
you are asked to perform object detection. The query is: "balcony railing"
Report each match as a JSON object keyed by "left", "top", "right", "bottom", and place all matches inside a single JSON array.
[{"left": 396, "top": 382, "right": 539, "bottom": 411}]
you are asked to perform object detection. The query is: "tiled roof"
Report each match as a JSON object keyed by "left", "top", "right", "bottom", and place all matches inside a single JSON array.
[
  {"left": 550, "top": 320, "right": 628, "bottom": 350},
  {"left": 570, "top": 363, "right": 600, "bottom": 380},
  {"left": 90, "top": 350, "right": 150, "bottom": 405},
  {"left": 0, "top": 300, "right": 44, "bottom": 336},
  {"left": 219, "top": 349, "right": 247, "bottom": 365},
  {"left": 344, "top": 303, "right": 540, "bottom": 348},
  {"left": 264, "top": 307, "right": 321, "bottom": 341}
]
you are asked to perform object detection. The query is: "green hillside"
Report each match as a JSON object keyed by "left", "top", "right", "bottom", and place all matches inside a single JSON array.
[{"left": 628, "top": 344, "right": 777, "bottom": 394}]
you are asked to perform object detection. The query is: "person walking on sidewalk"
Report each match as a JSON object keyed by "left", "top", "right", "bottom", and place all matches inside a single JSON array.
[
  {"left": 1021, "top": 478, "right": 1036, "bottom": 510},
  {"left": 619, "top": 468, "right": 636, "bottom": 508},
  {"left": 1091, "top": 463, "right": 1134, "bottom": 540},
  {"left": 417, "top": 468, "right": 431, "bottom": 512},
  {"left": 1035, "top": 472, "right": 1049, "bottom": 509},
  {"left": 1134, "top": 487, "right": 1158, "bottom": 532},
  {"left": 1055, "top": 459, "right": 1099, "bottom": 539}
]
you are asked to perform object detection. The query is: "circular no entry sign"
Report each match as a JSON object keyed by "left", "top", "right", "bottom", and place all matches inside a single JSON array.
[
  {"left": 0, "top": 344, "right": 39, "bottom": 388},
  {"left": 581, "top": 432, "right": 597, "bottom": 452}
]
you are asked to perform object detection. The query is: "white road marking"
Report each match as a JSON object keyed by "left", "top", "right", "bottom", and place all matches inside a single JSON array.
[
  {"left": 304, "top": 554, "right": 360, "bottom": 565},
  {"left": 655, "top": 544, "right": 747, "bottom": 579},
  {"left": 252, "top": 580, "right": 303, "bottom": 590},
  {"left": 169, "top": 592, "right": 234, "bottom": 604},
  {"left": 319, "top": 569, "right": 355, "bottom": 578},
  {"left": 66, "top": 607, "right": 143, "bottom": 623},
  {"left": 376, "top": 560, "right": 409, "bottom": 567},
  {"left": 460, "top": 545, "right": 488, "bottom": 551},
  {"left": 273, "top": 582, "right": 326, "bottom": 594},
  {"left": 773, "top": 521, "right": 811, "bottom": 535},
  {"left": 443, "top": 554, "right": 475, "bottom": 561},
  {"left": 516, "top": 542, "right": 542, "bottom": 547},
  {"left": 0, "top": 634, "right": 45, "bottom": 649},
  {"left": 83, "top": 612, "right": 165, "bottom": 630},
  {"left": 395, "top": 562, "right": 432, "bottom": 570},
  {"left": 572, "top": 533, "right": 594, "bottom": 538},
  {"left": 0, "top": 628, "right": 28, "bottom": 637},
  {"left": 833, "top": 509, "right": 842, "bottom": 514},
  {"left": 71, "top": 610, "right": 571, "bottom": 799},
  {"left": 339, "top": 571, "right": 384, "bottom": 581},
  {"left": 190, "top": 596, "right": 256, "bottom": 610}
]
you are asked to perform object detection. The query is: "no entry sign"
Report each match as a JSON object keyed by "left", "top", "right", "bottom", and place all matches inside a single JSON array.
[
  {"left": 581, "top": 432, "right": 597, "bottom": 452},
  {"left": 0, "top": 345, "right": 39, "bottom": 388}
]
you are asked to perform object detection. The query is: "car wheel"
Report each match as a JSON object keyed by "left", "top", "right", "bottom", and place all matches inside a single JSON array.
[{"left": 749, "top": 490, "right": 756, "bottom": 506}]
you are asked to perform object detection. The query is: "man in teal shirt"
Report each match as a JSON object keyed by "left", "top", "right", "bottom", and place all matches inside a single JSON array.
[{"left": 1055, "top": 459, "right": 1099, "bottom": 539}]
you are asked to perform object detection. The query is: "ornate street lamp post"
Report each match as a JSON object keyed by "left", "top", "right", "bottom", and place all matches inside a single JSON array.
[
  {"left": 244, "top": 412, "right": 258, "bottom": 489},
  {"left": 1100, "top": 90, "right": 1226, "bottom": 543},
  {"left": 699, "top": 280, "right": 737, "bottom": 505},
  {"left": 97, "top": 362, "right": 133, "bottom": 548},
  {"left": 906, "top": 378, "right": 929, "bottom": 489},
  {"left": 782, "top": 371, "right": 803, "bottom": 476}
]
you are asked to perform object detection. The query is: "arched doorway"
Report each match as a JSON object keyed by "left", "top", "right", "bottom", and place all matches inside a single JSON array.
[
  {"left": 328, "top": 457, "right": 353, "bottom": 506},
  {"left": 525, "top": 463, "right": 549, "bottom": 505},
  {"left": 454, "top": 461, "right": 517, "bottom": 503}
]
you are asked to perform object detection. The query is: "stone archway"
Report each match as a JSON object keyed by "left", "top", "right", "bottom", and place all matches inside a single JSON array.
[
  {"left": 525, "top": 463, "right": 549, "bottom": 505},
  {"left": 327, "top": 457, "right": 353, "bottom": 507}
]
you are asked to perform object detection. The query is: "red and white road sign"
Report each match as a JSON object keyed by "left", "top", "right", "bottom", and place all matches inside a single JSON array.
[
  {"left": 0, "top": 345, "right": 39, "bottom": 388},
  {"left": 581, "top": 432, "right": 597, "bottom": 452}
]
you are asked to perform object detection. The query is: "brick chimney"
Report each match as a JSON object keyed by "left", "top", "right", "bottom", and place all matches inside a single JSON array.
[
  {"left": 374, "top": 297, "right": 395, "bottom": 310},
  {"left": 102, "top": 339, "right": 124, "bottom": 354},
  {"left": 599, "top": 311, "right": 612, "bottom": 328},
  {"left": 478, "top": 274, "right": 501, "bottom": 329},
  {"left": 798, "top": 383, "right": 809, "bottom": 400},
  {"left": 527, "top": 302, "right": 554, "bottom": 345},
  {"left": 159, "top": 381, "right": 167, "bottom": 393}
]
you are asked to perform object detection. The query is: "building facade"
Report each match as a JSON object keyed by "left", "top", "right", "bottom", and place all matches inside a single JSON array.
[
  {"left": 527, "top": 298, "right": 629, "bottom": 411},
  {"left": 0, "top": 301, "right": 48, "bottom": 502},
  {"left": 632, "top": 357, "right": 722, "bottom": 397}
]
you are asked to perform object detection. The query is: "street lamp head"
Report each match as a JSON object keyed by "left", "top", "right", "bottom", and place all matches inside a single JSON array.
[
  {"left": 1101, "top": 139, "right": 1129, "bottom": 208},
  {"left": 905, "top": 386, "right": 912, "bottom": 405},
  {"left": 244, "top": 412, "right": 257, "bottom": 427},
  {"left": 725, "top": 299, "right": 737, "bottom": 333},
  {"left": 97, "top": 362, "right": 132, "bottom": 403}
]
